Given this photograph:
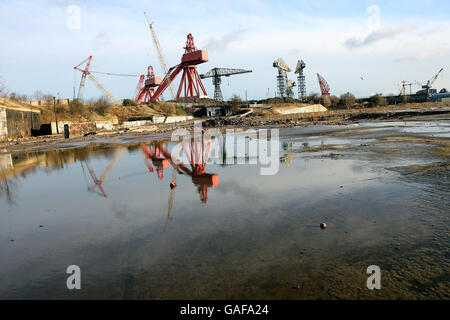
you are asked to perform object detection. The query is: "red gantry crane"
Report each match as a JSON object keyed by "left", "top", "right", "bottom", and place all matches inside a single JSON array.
[
  {"left": 150, "top": 34, "right": 209, "bottom": 101},
  {"left": 136, "top": 66, "right": 163, "bottom": 103}
]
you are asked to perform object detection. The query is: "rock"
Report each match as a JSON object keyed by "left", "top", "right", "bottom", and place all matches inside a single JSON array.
[
  {"left": 320, "top": 223, "right": 327, "bottom": 230},
  {"left": 170, "top": 182, "right": 177, "bottom": 189}
]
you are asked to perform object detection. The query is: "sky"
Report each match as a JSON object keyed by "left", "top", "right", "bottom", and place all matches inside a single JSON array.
[{"left": 0, "top": 0, "right": 449, "bottom": 101}]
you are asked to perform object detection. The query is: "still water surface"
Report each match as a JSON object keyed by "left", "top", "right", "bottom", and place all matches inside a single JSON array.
[{"left": 0, "top": 122, "right": 448, "bottom": 299}]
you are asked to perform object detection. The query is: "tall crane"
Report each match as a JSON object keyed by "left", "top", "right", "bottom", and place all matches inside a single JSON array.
[
  {"left": 74, "top": 56, "right": 93, "bottom": 101},
  {"left": 136, "top": 66, "right": 162, "bottom": 103},
  {"left": 150, "top": 33, "right": 209, "bottom": 101},
  {"left": 416, "top": 68, "right": 444, "bottom": 96},
  {"left": 200, "top": 68, "right": 252, "bottom": 101},
  {"left": 273, "top": 58, "right": 291, "bottom": 98},
  {"left": 144, "top": 12, "right": 176, "bottom": 100},
  {"left": 295, "top": 60, "right": 306, "bottom": 101},
  {"left": 74, "top": 56, "right": 141, "bottom": 103},
  {"left": 317, "top": 73, "right": 330, "bottom": 96}
]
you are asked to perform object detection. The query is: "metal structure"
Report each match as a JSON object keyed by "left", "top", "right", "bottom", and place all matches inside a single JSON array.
[
  {"left": 400, "top": 80, "right": 413, "bottom": 96},
  {"left": 134, "top": 75, "right": 145, "bottom": 101},
  {"left": 294, "top": 60, "right": 306, "bottom": 100},
  {"left": 136, "top": 66, "right": 162, "bottom": 103},
  {"left": 74, "top": 55, "right": 142, "bottom": 103},
  {"left": 74, "top": 56, "right": 93, "bottom": 101},
  {"left": 286, "top": 80, "right": 296, "bottom": 98},
  {"left": 144, "top": 12, "right": 176, "bottom": 100},
  {"left": 150, "top": 34, "right": 209, "bottom": 101},
  {"left": 200, "top": 68, "right": 252, "bottom": 101},
  {"left": 416, "top": 68, "right": 444, "bottom": 96},
  {"left": 317, "top": 73, "right": 330, "bottom": 96},
  {"left": 273, "top": 58, "right": 291, "bottom": 98}
]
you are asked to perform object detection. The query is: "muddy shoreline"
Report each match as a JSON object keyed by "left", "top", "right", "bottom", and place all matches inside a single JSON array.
[{"left": 2, "top": 109, "right": 450, "bottom": 155}]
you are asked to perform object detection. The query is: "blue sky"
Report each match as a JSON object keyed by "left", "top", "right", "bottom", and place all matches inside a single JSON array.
[{"left": 0, "top": 0, "right": 449, "bottom": 100}]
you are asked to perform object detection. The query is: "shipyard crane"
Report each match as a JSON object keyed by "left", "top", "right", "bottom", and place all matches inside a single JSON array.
[
  {"left": 134, "top": 75, "right": 145, "bottom": 101},
  {"left": 273, "top": 58, "right": 291, "bottom": 98},
  {"left": 74, "top": 56, "right": 141, "bottom": 103},
  {"left": 400, "top": 80, "right": 413, "bottom": 96},
  {"left": 74, "top": 56, "right": 117, "bottom": 102},
  {"left": 144, "top": 12, "right": 176, "bottom": 100},
  {"left": 200, "top": 68, "right": 252, "bottom": 101},
  {"left": 416, "top": 68, "right": 444, "bottom": 96},
  {"left": 150, "top": 33, "right": 209, "bottom": 101},
  {"left": 294, "top": 60, "right": 306, "bottom": 101},
  {"left": 317, "top": 73, "right": 330, "bottom": 96},
  {"left": 136, "top": 66, "right": 162, "bottom": 103},
  {"left": 286, "top": 80, "right": 296, "bottom": 98}
]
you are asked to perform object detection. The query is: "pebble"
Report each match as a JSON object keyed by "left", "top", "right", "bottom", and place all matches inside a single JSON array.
[{"left": 320, "top": 223, "right": 327, "bottom": 230}]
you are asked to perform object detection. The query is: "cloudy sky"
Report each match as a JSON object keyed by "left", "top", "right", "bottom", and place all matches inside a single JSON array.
[{"left": 0, "top": 0, "right": 449, "bottom": 100}]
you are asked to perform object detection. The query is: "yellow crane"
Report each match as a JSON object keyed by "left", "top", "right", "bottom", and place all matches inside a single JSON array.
[{"left": 144, "top": 12, "right": 176, "bottom": 100}]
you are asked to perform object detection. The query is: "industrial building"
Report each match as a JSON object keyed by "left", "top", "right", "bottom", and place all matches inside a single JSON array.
[{"left": 0, "top": 100, "right": 41, "bottom": 140}]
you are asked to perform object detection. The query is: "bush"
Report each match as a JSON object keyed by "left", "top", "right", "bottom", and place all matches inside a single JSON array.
[
  {"left": 319, "top": 95, "right": 331, "bottom": 108},
  {"left": 306, "top": 92, "right": 320, "bottom": 104},
  {"left": 122, "top": 99, "right": 137, "bottom": 106},
  {"left": 69, "top": 99, "right": 83, "bottom": 115},
  {"left": 370, "top": 94, "right": 387, "bottom": 108},
  {"left": 93, "top": 97, "right": 111, "bottom": 115},
  {"left": 329, "top": 95, "right": 340, "bottom": 108},
  {"left": 229, "top": 94, "right": 242, "bottom": 104},
  {"left": 339, "top": 92, "right": 356, "bottom": 109}
]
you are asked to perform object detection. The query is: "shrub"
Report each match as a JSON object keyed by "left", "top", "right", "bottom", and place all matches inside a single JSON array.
[
  {"left": 93, "top": 97, "right": 111, "bottom": 115},
  {"left": 229, "top": 94, "right": 242, "bottom": 104},
  {"left": 370, "top": 94, "right": 387, "bottom": 108},
  {"left": 69, "top": 99, "right": 83, "bottom": 115},
  {"left": 329, "top": 95, "right": 340, "bottom": 108},
  {"left": 339, "top": 92, "right": 356, "bottom": 108},
  {"left": 306, "top": 92, "right": 320, "bottom": 104},
  {"left": 122, "top": 99, "right": 137, "bottom": 106},
  {"left": 319, "top": 95, "right": 332, "bottom": 108}
]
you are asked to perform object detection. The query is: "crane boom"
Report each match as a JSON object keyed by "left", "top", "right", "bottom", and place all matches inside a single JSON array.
[
  {"left": 144, "top": 12, "right": 176, "bottom": 100},
  {"left": 200, "top": 68, "right": 252, "bottom": 79},
  {"left": 87, "top": 73, "right": 116, "bottom": 102},
  {"left": 90, "top": 71, "right": 140, "bottom": 77},
  {"left": 429, "top": 68, "right": 444, "bottom": 87}
]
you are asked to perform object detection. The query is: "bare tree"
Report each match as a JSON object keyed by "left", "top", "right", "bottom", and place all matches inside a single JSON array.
[{"left": 0, "top": 77, "right": 8, "bottom": 97}]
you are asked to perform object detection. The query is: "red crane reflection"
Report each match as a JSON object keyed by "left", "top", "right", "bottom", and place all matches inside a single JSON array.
[{"left": 141, "top": 138, "right": 219, "bottom": 203}]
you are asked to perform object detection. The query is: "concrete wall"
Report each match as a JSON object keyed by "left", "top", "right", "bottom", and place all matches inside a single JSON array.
[
  {"left": 0, "top": 108, "right": 6, "bottom": 138},
  {"left": 275, "top": 104, "right": 328, "bottom": 115},
  {"left": 0, "top": 107, "right": 41, "bottom": 139},
  {"left": 30, "top": 99, "right": 70, "bottom": 107},
  {"left": 51, "top": 121, "right": 95, "bottom": 135},
  {"left": 123, "top": 116, "right": 193, "bottom": 128},
  {"left": 153, "top": 116, "right": 193, "bottom": 123}
]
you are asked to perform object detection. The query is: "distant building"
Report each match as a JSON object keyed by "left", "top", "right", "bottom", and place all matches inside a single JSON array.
[{"left": 193, "top": 106, "right": 230, "bottom": 118}]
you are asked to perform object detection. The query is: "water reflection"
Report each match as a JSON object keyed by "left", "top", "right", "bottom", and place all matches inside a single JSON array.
[{"left": 1, "top": 123, "right": 448, "bottom": 299}]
